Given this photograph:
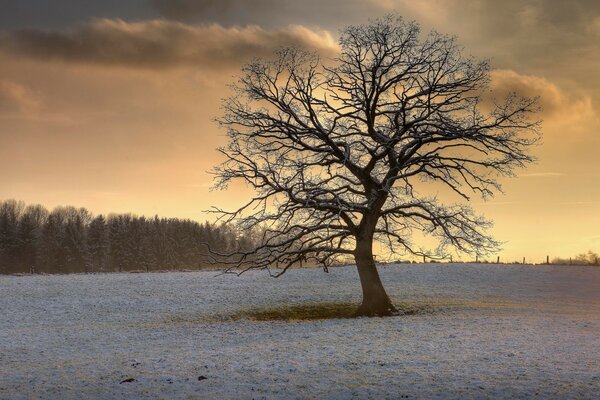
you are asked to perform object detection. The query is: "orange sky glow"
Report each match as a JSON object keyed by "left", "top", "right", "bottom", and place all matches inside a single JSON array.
[{"left": 1, "top": 0, "right": 599, "bottom": 262}]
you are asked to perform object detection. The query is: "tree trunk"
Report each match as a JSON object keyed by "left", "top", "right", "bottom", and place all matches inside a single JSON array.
[{"left": 354, "top": 239, "right": 397, "bottom": 316}]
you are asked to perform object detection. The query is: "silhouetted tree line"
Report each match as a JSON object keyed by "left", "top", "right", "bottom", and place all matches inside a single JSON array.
[
  {"left": 0, "top": 199, "right": 256, "bottom": 274},
  {"left": 552, "top": 251, "right": 599, "bottom": 266}
]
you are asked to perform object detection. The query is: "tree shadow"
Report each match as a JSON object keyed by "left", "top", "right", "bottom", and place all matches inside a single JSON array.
[
  {"left": 231, "top": 301, "right": 446, "bottom": 321},
  {"left": 165, "top": 298, "right": 528, "bottom": 324}
]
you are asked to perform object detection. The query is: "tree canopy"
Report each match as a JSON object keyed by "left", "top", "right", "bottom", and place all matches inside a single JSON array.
[{"left": 211, "top": 15, "right": 540, "bottom": 315}]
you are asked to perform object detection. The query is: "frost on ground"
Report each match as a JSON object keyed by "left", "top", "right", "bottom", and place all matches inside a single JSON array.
[{"left": 1, "top": 264, "right": 599, "bottom": 399}]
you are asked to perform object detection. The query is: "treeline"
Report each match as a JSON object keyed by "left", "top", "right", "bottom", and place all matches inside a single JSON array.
[
  {"left": 552, "top": 251, "right": 599, "bottom": 266},
  {"left": 0, "top": 199, "right": 255, "bottom": 274}
]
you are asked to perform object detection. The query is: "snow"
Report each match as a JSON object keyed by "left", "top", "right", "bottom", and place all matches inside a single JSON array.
[{"left": 1, "top": 263, "right": 599, "bottom": 399}]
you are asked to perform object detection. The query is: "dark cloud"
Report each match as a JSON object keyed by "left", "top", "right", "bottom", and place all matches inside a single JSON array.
[
  {"left": 151, "top": 0, "right": 261, "bottom": 20},
  {"left": 150, "top": 0, "right": 384, "bottom": 28},
  {"left": 0, "top": 19, "right": 338, "bottom": 69},
  {"left": 0, "top": 0, "right": 155, "bottom": 30},
  {"left": 145, "top": 0, "right": 600, "bottom": 87},
  {"left": 149, "top": 0, "right": 600, "bottom": 32},
  {"left": 415, "top": 2, "right": 598, "bottom": 58}
]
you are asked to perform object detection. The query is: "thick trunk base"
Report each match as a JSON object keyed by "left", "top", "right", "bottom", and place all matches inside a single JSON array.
[
  {"left": 354, "top": 240, "right": 397, "bottom": 317},
  {"left": 356, "top": 295, "right": 397, "bottom": 317}
]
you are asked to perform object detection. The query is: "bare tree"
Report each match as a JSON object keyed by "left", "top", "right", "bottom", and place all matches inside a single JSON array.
[{"left": 210, "top": 16, "right": 540, "bottom": 316}]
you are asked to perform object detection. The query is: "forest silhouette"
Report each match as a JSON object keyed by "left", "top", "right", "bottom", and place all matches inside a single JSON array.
[
  {"left": 0, "top": 199, "right": 256, "bottom": 274},
  {"left": 1, "top": 198, "right": 597, "bottom": 275}
]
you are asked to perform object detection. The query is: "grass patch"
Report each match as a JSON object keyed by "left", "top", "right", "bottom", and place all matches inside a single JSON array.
[
  {"left": 166, "top": 298, "right": 527, "bottom": 324},
  {"left": 232, "top": 300, "right": 448, "bottom": 321},
  {"left": 235, "top": 302, "right": 358, "bottom": 321}
]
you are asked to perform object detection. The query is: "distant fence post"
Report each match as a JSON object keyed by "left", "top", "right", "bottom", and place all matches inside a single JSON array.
[
  {"left": 522, "top": 257, "right": 525, "bottom": 264},
  {"left": 475, "top": 255, "right": 478, "bottom": 263},
  {"left": 496, "top": 256, "right": 500, "bottom": 264},
  {"left": 546, "top": 255, "right": 550, "bottom": 265},
  {"left": 422, "top": 255, "right": 426, "bottom": 263}
]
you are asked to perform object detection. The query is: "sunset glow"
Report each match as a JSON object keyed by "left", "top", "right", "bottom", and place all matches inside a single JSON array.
[{"left": 1, "top": 0, "right": 599, "bottom": 262}]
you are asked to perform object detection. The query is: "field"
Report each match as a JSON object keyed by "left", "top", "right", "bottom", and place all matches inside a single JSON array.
[{"left": 1, "top": 264, "right": 599, "bottom": 399}]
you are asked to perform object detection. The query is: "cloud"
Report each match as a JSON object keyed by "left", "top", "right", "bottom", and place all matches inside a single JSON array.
[
  {"left": 489, "top": 69, "right": 596, "bottom": 122},
  {"left": 150, "top": 0, "right": 384, "bottom": 26},
  {"left": 0, "top": 19, "right": 339, "bottom": 69},
  {"left": 151, "top": 0, "right": 264, "bottom": 19},
  {"left": 0, "top": 80, "right": 39, "bottom": 114}
]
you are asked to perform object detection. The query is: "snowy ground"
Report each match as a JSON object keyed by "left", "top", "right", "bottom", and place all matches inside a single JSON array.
[{"left": 1, "top": 263, "right": 599, "bottom": 399}]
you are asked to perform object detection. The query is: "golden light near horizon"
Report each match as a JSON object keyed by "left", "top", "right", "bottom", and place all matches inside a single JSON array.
[{"left": 1, "top": 0, "right": 600, "bottom": 262}]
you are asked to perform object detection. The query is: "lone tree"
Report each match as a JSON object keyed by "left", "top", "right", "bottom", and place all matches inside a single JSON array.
[{"left": 210, "top": 16, "right": 539, "bottom": 316}]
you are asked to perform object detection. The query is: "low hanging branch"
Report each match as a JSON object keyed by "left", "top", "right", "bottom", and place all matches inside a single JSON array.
[{"left": 208, "top": 15, "right": 540, "bottom": 316}]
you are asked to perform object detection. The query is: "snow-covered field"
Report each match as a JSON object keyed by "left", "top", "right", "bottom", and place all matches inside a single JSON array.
[{"left": 1, "top": 263, "right": 599, "bottom": 399}]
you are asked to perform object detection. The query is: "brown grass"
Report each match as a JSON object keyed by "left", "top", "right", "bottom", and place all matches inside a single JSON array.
[
  {"left": 231, "top": 300, "right": 449, "bottom": 321},
  {"left": 166, "top": 297, "right": 530, "bottom": 324}
]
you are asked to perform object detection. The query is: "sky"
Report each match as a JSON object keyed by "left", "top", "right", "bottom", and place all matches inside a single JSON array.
[{"left": 1, "top": 0, "right": 599, "bottom": 262}]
